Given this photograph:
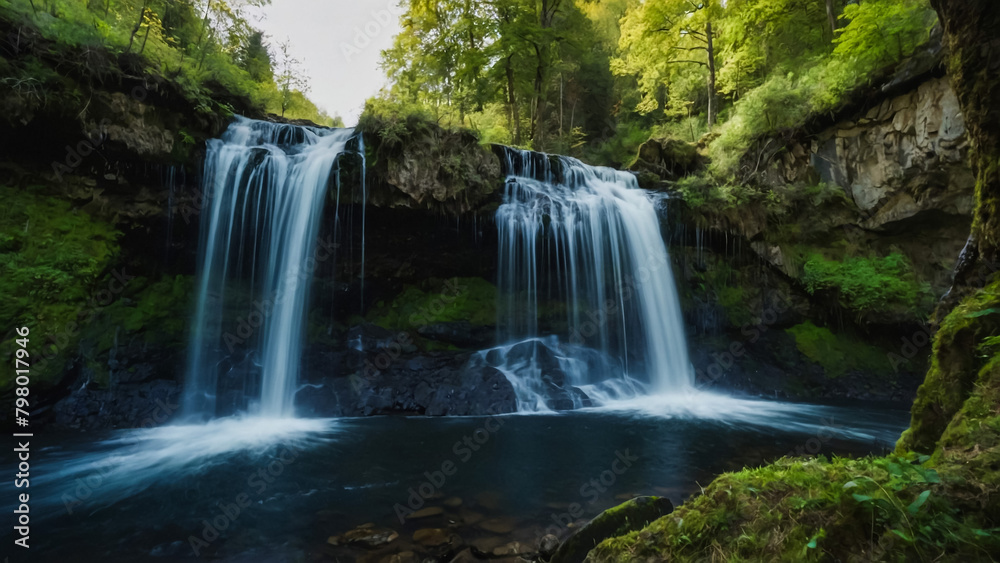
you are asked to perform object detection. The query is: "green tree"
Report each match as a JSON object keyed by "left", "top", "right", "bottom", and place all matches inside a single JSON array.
[
  {"left": 276, "top": 39, "right": 309, "bottom": 117},
  {"left": 615, "top": 0, "right": 724, "bottom": 125},
  {"left": 236, "top": 31, "right": 272, "bottom": 82}
]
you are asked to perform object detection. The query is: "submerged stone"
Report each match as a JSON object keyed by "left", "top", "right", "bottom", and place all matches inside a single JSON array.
[
  {"left": 406, "top": 506, "right": 444, "bottom": 519},
  {"left": 328, "top": 526, "right": 399, "bottom": 548}
]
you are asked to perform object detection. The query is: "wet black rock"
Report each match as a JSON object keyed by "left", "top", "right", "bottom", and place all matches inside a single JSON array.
[
  {"left": 417, "top": 321, "right": 495, "bottom": 349},
  {"left": 296, "top": 349, "right": 517, "bottom": 417},
  {"left": 52, "top": 378, "right": 183, "bottom": 430}
]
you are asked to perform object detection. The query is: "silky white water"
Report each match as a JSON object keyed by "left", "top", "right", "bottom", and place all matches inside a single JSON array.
[
  {"left": 184, "top": 116, "right": 359, "bottom": 419},
  {"left": 487, "top": 148, "right": 693, "bottom": 410}
]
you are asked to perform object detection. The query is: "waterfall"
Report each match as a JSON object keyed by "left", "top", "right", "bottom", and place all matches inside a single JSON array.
[
  {"left": 479, "top": 148, "right": 693, "bottom": 410},
  {"left": 183, "top": 116, "right": 361, "bottom": 420}
]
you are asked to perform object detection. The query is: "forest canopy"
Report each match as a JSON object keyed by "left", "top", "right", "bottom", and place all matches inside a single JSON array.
[{"left": 373, "top": 0, "right": 937, "bottom": 170}]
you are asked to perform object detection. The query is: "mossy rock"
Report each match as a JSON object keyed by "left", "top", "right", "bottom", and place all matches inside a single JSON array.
[
  {"left": 366, "top": 277, "right": 497, "bottom": 331},
  {"left": 0, "top": 184, "right": 121, "bottom": 390},
  {"left": 898, "top": 277, "right": 1000, "bottom": 454},
  {"left": 630, "top": 137, "right": 702, "bottom": 179},
  {"left": 552, "top": 496, "right": 673, "bottom": 563},
  {"left": 358, "top": 109, "right": 502, "bottom": 212},
  {"left": 585, "top": 456, "right": 999, "bottom": 562}
]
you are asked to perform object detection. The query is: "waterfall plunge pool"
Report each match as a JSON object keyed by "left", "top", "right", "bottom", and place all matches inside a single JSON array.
[{"left": 5, "top": 397, "right": 907, "bottom": 562}]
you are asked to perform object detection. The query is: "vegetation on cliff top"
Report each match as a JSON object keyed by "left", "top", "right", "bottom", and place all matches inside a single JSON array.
[
  {"left": 371, "top": 0, "right": 935, "bottom": 173},
  {"left": 0, "top": 0, "right": 339, "bottom": 124},
  {"left": 358, "top": 98, "right": 502, "bottom": 211}
]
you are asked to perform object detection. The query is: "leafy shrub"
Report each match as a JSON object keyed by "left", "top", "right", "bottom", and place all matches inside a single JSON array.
[
  {"left": 708, "top": 0, "right": 937, "bottom": 178},
  {"left": 802, "top": 253, "right": 931, "bottom": 316}
]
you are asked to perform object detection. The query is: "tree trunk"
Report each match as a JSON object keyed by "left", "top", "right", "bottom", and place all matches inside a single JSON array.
[
  {"left": 826, "top": 0, "right": 837, "bottom": 37},
  {"left": 506, "top": 56, "right": 521, "bottom": 145},
  {"left": 533, "top": 43, "right": 546, "bottom": 148},
  {"left": 931, "top": 0, "right": 1000, "bottom": 266},
  {"left": 897, "top": 0, "right": 1000, "bottom": 455},
  {"left": 706, "top": 21, "right": 717, "bottom": 126},
  {"left": 197, "top": 31, "right": 213, "bottom": 71},
  {"left": 559, "top": 74, "right": 563, "bottom": 138},
  {"left": 139, "top": 19, "right": 152, "bottom": 55},
  {"left": 195, "top": 4, "right": 211, "bottom": 49},
  {"left": 126, "top": 3, "right": 147, "bottom": 53}
]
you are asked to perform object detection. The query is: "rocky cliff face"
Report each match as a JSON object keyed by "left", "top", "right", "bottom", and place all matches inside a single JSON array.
[
  {"left": 750, "top": 73, "right": 972, "bottom": 299},
  {"left": 774, "top": 77, "right": 970, "bottom": 221},
  {"left": 665, "top": 52, "right": 973, "bottom": 401}
]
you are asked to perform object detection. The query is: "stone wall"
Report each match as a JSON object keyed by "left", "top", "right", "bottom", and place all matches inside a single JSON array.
[{"left": 772, "top": 76, "right": 973, "bottom": 231}]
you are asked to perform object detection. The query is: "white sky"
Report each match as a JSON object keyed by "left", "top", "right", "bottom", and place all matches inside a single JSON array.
[{"left": 247, "top": 0, "right": 404, "bottom": 125}]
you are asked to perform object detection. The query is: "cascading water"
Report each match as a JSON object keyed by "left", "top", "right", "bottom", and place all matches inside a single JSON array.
[
  {"left": 183, "top": 116, "right": 361, "bottom": 419},
  {"left": 476, "top": 148, "right": 693, "bottom": 410}
]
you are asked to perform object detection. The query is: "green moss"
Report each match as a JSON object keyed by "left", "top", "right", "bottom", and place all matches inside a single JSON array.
[
  {"left": 687, "top": 258, "right": 757, "bottom": 327},
  {"left": 366, "top": 277, "right": 497, "bottom": 330},
  {"left": 802, "top": 253, "right": 932, "bottom": 317},
  {"left": 0, "top": 185, "right": 121, "bottom": 389},
  {"left": 786, "top": 321, "right": 891, "bottom": 378},
  {"left": 357, "top": 99, "right": 502, "bottom": 213},
  {"left": 93, "top": 275, "right": 194, "bottom": 353},
  {"left": 898, "top": 278, "right": 1000, "bottom": 454},
  {"left": 587, "top": 455, "right": 999, "bottom": 563}
]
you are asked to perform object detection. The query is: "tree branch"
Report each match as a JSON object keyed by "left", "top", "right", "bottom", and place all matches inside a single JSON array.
[{"left": 666, "top": 60, "right": 708, "bottom": 67}]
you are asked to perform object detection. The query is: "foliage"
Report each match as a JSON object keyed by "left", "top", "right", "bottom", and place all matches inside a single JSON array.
[
  {"left": 611, "top": 0, "right": 936, "bottom": 177},
  {"left": 275, "top": 39, "right": 308, "bottom": 118},
  {"left": 802, "top": 253, "right": 932, "bottom": 316},
  {"left": 786, "top": 321, "right": 890, "bottom": 378},
  {"left": 833, "top": 0, "right": 937, "bottom": 71},
  {"left": 580, "top": 120, "right": 651, "bottom": 168},
  {"left": 376, "top": 0, "right": 628, "bottom": 156},
  {"left": 615, "top": 0, "right": 724, "bottom": 118}
]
